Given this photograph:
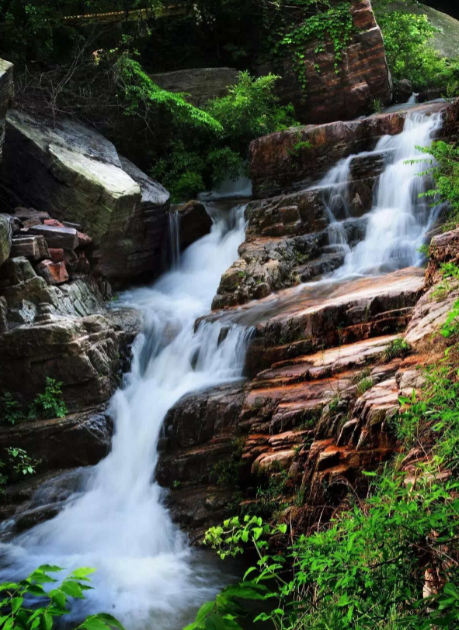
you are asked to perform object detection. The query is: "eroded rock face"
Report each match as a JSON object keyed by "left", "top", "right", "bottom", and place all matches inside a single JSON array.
[
  {"left": 0, "top": 406, "right": 112, "bottom": 471},
  {"left": 0, "top": 110, "right": 170, "bottom": 284},
  {"left": 0, "top": 310, "right": 141, "bottom": 411},
  {"left": 249, "top": 101, "right": 447, "bottom": 199},
  {"left": 259, "top": 0, "right": 392, "bottom": 125},
  {"left": 159, "top": 267, "right": 430, "bottom": 540}
]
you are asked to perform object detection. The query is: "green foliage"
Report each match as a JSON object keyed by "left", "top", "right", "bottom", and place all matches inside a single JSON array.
[
  {"left": 150, "top": 71, "right": 298, "bottom": 200},
  {"left": 0, "top": 565, "right": 124, "bottom": 630},
  {"left": 115, "top": 55, "right": 222, "bottom": 132},
  {"left": 416, "top": 139, "right": 459, "bottom": 227},
  {"left": 0, "top": 446, "right": 41, "bottom": 492},
  {"left": 197, "top": 478, "right": 459, "bottom": 630},
  {"left": 383, "top": 338, "right": 411, "bottom": 362},
  {"left": 264, "top": 0, "right": 355, "bottom": 91},
  {"left": 28, "top": 378, "right": 68, "bottom": 421},
  {"left": 375, "top": 4, "right": 459, "bottom": 92},
  {"left": 211, "top": 439, "right": 244, "bottom": 488},
  {"left": 252, "top": 470, "right": 290, "bottom": 518},
  {"left": 0, "top": 393, "right": 23, "bottom": 426},
  {"left": 5, "top": 447, "right": 40, "bottom": 478},
  {"left": 206, "top": 72, "right": 296, "bottom": 148}
]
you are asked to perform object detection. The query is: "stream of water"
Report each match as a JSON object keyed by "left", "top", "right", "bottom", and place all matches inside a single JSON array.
[
  {"left": 0, "top": 106, "right": 446, "bottom": 629},
  {"left": 0, "top": 204, "right": 249, "bottom": 629},
  {"left": 326, "top": 110, "right": 444, "bottom": 277}
]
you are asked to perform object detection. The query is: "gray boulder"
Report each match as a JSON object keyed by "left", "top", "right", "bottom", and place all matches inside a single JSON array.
[{"left": 1, "top": 110, "right": 170, "bottom": 284}]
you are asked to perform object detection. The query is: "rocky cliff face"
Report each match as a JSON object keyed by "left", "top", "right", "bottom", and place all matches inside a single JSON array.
[
  {"left": 249, "top": 101, "right": 445, "bottom": 199},
  {"left": 261, "top": 0, "right": 392, "bottom": 125},
  {"left": 0, "top": 110, "right": 170, "bottom": 285}
]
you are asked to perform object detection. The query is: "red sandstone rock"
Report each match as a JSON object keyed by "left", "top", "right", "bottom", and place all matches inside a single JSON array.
[
  {"left": 77, "top": 231, "right": 92, "bottom": 248},
  {"left": 249, "top": 102, "right": 448, "bottom": 199},
  {"left": 262, "top": 0, "right": 392, "bottom": 127},
  {"left": 35, "top": 259, "right": 69, "bottom": 285},
  {"left": 44, "top": 219, "right": 65, "bottom": 228},
  {"left": 48, "top": 248, "right": 64, "bottom": 263}
]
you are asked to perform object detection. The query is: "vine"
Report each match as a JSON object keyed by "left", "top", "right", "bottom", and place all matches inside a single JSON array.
[{"left": 264, "top": 0, "right": 355, "bottom": 93}]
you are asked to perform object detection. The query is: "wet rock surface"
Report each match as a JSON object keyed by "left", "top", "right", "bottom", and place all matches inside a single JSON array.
[
  {"left": 172, "top": 200, "right": 213, "bottom": 251},
  {"left": 249, "top": 101, "right": 447, "bottom": 199}
]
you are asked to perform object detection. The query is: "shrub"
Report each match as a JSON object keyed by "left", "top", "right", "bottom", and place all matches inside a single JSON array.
[
  {"left": 0, "top": 393, "right": 24, "bottom": 425},
  {"left": 375, "top": 5, "right": 459, "bottom": 92},
  {"left": 28, "top": 378, "right": 68, "bottom": 420},
  {"left": 0, "top": 565, "right": 124, "bottom": 630},
  {"left": 355, "top": 376, "right": 374, "bottom": 397}
]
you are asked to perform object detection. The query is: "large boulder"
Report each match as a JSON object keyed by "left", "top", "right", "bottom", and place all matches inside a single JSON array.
[
  {"left": 0, "top": 110, "right": 170, "bottom": 284},
  {"left": 172, "top": 201, "right": 213, "bottom": 251},
  {"left": 259, "top": 0, "right": 392, "bottom": 125},
  {"left": 0, "top": 58, "right": 13, "bottom": 163},
  {"left": 149, "top": 68, "right": 239, "bottom": 107}
]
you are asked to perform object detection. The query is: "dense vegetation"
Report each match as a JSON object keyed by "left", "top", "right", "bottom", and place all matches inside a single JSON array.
[{"left": 1, "top": 0, "right": 459, "bottom": 198}]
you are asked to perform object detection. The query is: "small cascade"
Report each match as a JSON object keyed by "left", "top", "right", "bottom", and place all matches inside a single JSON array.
[
  {"left": 0, "top": 202, "right": 249, "bottom": 629},
  {"left": 317, "top": 156, "right": 354, "bottom": 256},
  {"left": 334, "top": 111, "right": 443, "bottom": 277}
]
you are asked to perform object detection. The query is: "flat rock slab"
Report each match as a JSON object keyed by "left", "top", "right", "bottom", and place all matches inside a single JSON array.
[
  {"left": 10, "top": 235, "right": 49, "bottom": 260},
  {"left": 28, "top": 224, "right": 79, "bottom": 250},
  {"left": 207, "top": 267, "right": 425, "bottom": 374}
]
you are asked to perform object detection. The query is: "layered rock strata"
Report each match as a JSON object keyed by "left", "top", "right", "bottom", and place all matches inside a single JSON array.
[{"left": 249, "top": 101, "right": 446, "bottom": 199}]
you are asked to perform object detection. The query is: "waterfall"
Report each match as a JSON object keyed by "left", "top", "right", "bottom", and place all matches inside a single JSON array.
[
  {"left": 168, "top": 211, "right": 181, "bottom": 270},
  {"left": 0, "top": 203, "right": 249, "bottom": 629},
  {"left": 331, "top": 110, "right": 443, "bottom": 278}
]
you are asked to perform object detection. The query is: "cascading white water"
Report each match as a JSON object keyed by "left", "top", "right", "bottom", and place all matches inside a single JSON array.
[
  {"left": 0, "top": 204, "right": 249, "bottom": 629},
  {"left": 334, "top": 111, "right": 443, "bottom": 277}
]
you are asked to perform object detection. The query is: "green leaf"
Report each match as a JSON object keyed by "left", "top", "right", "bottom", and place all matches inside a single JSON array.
[
  {"left": 10, "top": 597, "right": 23, "bottom": 614},
  {"left": 196, "top": 602, "right": 215, "bottom": 622},
  {"left": 60, "top": 582, "right": 83, "bottom": 599},
  {"left": 69, "top": 569, "right": 96, "bottom": 581},
  {"left": 43, "top": 612, "right": 53, "bottom": 630}
]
